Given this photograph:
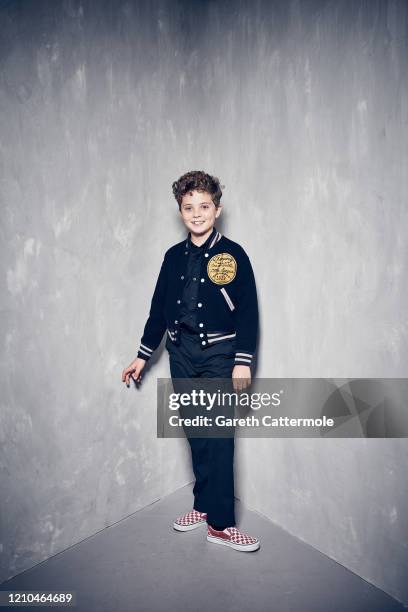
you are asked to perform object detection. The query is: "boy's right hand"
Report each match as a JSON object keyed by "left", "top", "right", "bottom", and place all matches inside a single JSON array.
[{"left": 122, "top": 358, "right": 147, "bottom": 387}]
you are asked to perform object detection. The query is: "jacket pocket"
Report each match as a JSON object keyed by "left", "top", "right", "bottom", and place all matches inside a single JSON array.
[{"left": 220, "top": 287, "right": 235, "bottom": 311}]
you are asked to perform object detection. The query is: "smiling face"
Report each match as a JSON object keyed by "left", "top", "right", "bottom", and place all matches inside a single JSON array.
[{"left": 179, "top": 189, "right": 222, "bottom": 243}]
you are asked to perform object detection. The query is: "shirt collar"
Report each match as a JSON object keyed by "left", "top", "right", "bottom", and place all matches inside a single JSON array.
[{"left": 185, "top": 226, "right": 220, "bottom": 252}]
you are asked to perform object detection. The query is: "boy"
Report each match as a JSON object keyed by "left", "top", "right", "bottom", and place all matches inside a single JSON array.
[{"left": 122, "top": 170, "right": 260, "bottom": 552}]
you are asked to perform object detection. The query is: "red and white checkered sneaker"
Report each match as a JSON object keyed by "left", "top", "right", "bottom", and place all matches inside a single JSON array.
[
  {"left": 207, "top": 525, "right": 260, "bottom": 552},
  {"left": 173, "top": 509, "right": 208, "bottom": 532}
]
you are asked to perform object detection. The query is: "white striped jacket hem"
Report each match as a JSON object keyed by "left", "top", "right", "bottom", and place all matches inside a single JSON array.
[
  {"left": 166, "top": 329, "right": 237, "bottom": 344},
  {"left": 139, "top": 333, "right": 254, "bottom": 366},
  {"left": 165, "top": 328, "right": 254, "bottom": 365}
]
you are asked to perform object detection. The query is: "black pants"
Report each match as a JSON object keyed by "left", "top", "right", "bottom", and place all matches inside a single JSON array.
[{"left": 166, "top": 326, "right": 236, "bottom": 528}]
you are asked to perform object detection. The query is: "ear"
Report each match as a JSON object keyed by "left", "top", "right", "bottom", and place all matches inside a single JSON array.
[{"left": 215, "top": 205, "right": 222, "bottom": 217}]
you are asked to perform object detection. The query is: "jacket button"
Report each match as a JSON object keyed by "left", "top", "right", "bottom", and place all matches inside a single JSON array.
[
  {"left": 198, "top": 302, "right": 202, "bottom": 307},
  {"left": 199, "top": 333, "right": 204, "bottom": 337},
  {"left": 180, "top": 275, "right": 184, "bottom": 280},
  {"left": 177, "top": 299, "right": 181, "bottom": 304},
  {"left": 184, "top": 251, "right": 188, "bottom": 255},
  {"left": 199, "top": 323, "right": 204, "bottom": 328},
  {"left": 201, "top": 341, "right": 206, "bottom": 346},
  {"left": 204, "top": 253, "right": 209, "bottom": 258},
  {"left": 200, "top": 278, "right": 205, "bottom": 282},
  {"left": 175, "top": 320, "right": 178, "bottom": 324},
  {"left": 193, "top": 277, "right": 196, "bottom": 281}
]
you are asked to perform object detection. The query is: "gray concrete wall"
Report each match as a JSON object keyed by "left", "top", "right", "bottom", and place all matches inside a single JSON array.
[{"left": 0, "top": 0, "right": 407, "bottom": 605}]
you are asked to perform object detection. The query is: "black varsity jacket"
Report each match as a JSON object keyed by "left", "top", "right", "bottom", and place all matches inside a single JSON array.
[{"left": 137, "top": 227, "right": 259, "bottom": 367}]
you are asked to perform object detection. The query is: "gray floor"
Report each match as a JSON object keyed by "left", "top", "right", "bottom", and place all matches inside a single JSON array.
[{"left": 1, "top": 484, "right": 405, "bottom": 612}]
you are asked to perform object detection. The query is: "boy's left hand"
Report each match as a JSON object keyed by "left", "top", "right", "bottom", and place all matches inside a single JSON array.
[{"left": 232, "top": 365, "right": 251, "bottom": 392}]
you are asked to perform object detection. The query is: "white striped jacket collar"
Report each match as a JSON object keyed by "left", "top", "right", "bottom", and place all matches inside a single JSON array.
[{"left": 185, "top": 226, "right": 222, "bottom": 252}]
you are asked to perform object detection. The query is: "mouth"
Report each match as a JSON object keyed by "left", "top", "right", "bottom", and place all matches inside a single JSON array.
[{"left": 191, "top": 221, "right": 205, "bottom": 225}]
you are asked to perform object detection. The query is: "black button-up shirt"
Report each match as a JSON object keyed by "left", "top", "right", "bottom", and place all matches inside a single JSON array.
[{"left": 179, "top": 228, "right": 216, "bottom": 332}]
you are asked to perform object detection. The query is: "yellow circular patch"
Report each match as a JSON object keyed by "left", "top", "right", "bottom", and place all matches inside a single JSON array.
[{"left": 207, "top": 253, "right": 237, "bottom": 285}]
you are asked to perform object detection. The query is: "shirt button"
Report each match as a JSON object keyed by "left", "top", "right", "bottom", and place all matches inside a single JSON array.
[
  {"left": 199, "top": 333, "right": 204, "bottom": 337},
  {"left": 198, "top": 302, "right": 202, "bottom": 307},
  {"left": 200, "top": 278, "right": 205, "bottom": 282},
  {"left": 180, "top": 275, "right": 184, "bottom": 280},
  {"left": 199, "top": 323, "right": 204, "bottom": 328},
  {"left": 177, "top": 300, "right": 181, "bottom": 304},
  {"left": 201, "top": 341, "right": 206, "bottom": 346}
]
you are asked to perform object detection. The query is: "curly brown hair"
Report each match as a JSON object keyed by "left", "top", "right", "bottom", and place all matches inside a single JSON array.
[{"left": 172, "top": 170, "right": 224, "bottom": 210}]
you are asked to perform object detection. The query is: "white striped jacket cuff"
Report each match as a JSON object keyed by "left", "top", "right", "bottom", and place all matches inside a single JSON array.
[
  {"left": 137, "top": 342, "right": 154, "bottom": 360},
  {"left": 234, "top": 351, "right": 253, "bottom": 366}
]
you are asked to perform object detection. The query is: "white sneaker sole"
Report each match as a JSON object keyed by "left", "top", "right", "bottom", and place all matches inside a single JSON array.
[
  {"left": 207, "top": 534, "right": 260, "bottom": 552},
  {"left": 173, "top": 519, "right": 207, "bottom": 532}
]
